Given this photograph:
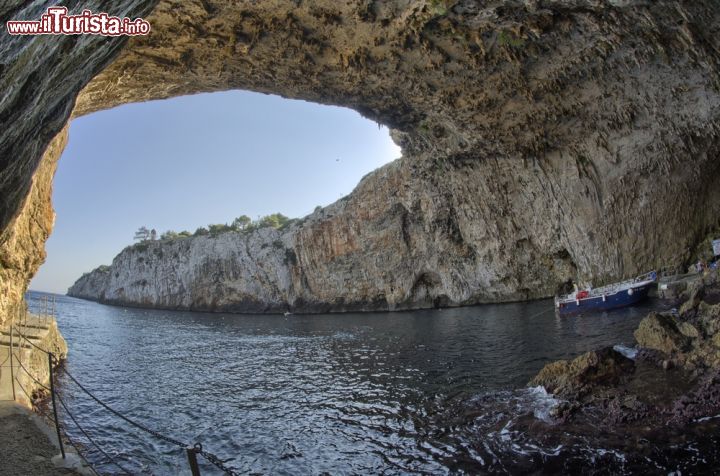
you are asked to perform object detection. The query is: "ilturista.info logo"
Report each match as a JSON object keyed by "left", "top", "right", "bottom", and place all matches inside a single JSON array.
[{"left": 6, "top": 7, "right": 151, "bottom": 36}]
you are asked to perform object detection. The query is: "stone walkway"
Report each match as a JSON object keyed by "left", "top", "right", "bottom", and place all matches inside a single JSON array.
[
  {"left": 0, "top": 316, "right": 88, "bottom": 475},
  {"left": 0, "top": 402, "right": 82, "bottom": 475}
]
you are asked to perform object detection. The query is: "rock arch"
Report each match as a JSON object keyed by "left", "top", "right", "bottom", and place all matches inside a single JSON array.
[{"left": 2, "top": 1, "right": 720, "bottom": 319}]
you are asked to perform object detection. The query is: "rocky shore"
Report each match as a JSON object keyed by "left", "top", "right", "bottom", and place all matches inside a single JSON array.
[{"left": 529, "top": 269, "right": 720, "bottom": 431}]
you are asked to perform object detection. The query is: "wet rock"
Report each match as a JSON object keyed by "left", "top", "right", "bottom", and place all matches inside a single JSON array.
[
  {"left": 604, "top": 393, "right": 651, "bottom": 425},
  {"left": 548, "top": 401, "right": 579, "bottom": 423},
  {"left": 635, "top": 348, "right": 666, "bottom": 367},
  {"left": 669, "top": 370, "right": 720, "bottom": 426},
  {"left": 529, "top": 347, "right": 635, "bottom": 398},
  {"left": 634, "top": 312, "right": 691, "bottom": 355}
]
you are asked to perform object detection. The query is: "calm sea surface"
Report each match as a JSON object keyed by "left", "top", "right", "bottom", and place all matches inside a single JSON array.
[{"left": 26, "top": 291, "right": 717, "bottom": 474}]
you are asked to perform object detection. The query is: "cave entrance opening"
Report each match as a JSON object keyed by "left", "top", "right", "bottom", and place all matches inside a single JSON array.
[{"left": 30, "top": 90, "right": 401, "bottom": 294}]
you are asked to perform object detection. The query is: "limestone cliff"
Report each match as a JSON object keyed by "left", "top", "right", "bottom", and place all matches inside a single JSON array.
[
  {"left": 69, "top": 158, "right": 581, "bottom": 312},
  {"left": 3, "top": 1, "right": 720, "bottom": 318},
  {"left": 0, "top": 128, "right": 67, "bottom": 323}
]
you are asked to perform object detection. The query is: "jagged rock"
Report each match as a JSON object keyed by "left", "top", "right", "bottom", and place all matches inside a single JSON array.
[
  {"left": 3, "top": 1, "right": 720, "bottom": 318},
  {"left": 636, "top": 282, "right": 720, "bottom": 370},
  {"left": 679, "top": 285, "right": 706, "bottom": 316},
  {"left": 713, "top": 334, "right": 720, "bottom": 349},
  {"left": 698, "top": 302, "right": 720, "bottom": 336},
  {"left": 634, "top": 312, "right": 691, "bottom": 355},
  {"left": 529, "top": 347, "right": 635, "bottom": 398},
  {"left": 669, "top": 370, "right": 720, "bottom": 426},
  {"left": 679, "top": 322, "right": 701, "bottom": 339}
]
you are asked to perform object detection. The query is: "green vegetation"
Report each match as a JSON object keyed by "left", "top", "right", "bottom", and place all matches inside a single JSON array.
[
  {"left": 151, "top": 212, "right": 302, "bottom": 243},
  {"left": 498, "top": 30, "right": 525, "bottom": 49},
  {"left": 232, "top": 215, "right": 252, "bottom": 230},
  {"left": 428, "top": 0, "right": 452, "bottom": 17},
  {"left": 258, "top": 213, "right": 291, "bottom": 229},
  {"left": 208, "top": 223, "right": 234, "bottom": 236}
]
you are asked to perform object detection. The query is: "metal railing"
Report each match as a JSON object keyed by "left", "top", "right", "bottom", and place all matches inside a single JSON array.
[{"left": 4, "top": 308, "right": 243, "bottom": 475}]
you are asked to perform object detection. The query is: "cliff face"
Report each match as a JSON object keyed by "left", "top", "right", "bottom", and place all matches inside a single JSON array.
[
  {"left": 0, "top": 128, "right": 67, "bottom": 323},
  {"left": 3, "top": 1, "right": 720, "bottom": 317},
  {"left": 73, "top": 158, "right": 565, "bottom": 312}
]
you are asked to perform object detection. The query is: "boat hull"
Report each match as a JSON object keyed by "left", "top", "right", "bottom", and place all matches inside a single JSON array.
[{"left": 556, "top": 282, "right": 653, "bottom": 316}]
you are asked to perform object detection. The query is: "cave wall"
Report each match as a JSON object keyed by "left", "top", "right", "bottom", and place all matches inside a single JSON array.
[
  {"left": 3, "top": 1, "right": 720, "bottom": 318},
  {"left": 0, "top": 127, "right": 67, "bottom": 323}
]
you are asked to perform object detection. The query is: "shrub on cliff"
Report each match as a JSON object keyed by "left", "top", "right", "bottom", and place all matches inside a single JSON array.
[
  {"left": 208, "top": 223, "right": 233, "bottom": 236},
  {"left": 258, "top": 213, "right": 290, "bottom": 229}
]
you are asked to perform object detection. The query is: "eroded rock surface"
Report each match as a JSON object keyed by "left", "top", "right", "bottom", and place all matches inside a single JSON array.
[
  {"left": 529, "top": 347, "right": 635, "bottom": 398},
  {"left": 634, "top": 312, "right": 691, "bottom": 355},
  {"left": 0, "top": 128, "right": 67, "bottom": 322},
  {"left": 3, "top": 1, "right": 720, "bottom": 317}
]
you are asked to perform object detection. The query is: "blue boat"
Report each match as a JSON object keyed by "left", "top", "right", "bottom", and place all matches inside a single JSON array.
[{"left": 554, "top": 271, "right": 657, "bottom": 316}]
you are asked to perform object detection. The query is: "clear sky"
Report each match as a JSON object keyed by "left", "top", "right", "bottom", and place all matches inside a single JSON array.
[{"left": 30, "top": 91, "right": 401, "bottom": 294}]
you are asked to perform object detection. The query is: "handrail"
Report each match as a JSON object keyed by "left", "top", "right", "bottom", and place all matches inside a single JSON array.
[
  {"left": 58, "top": 364, "right": 242, "bottom": 475},
  {"left": 13, "top": 351, "right": 51, "bottom": 392},
  {"left": 54, "top": 390, "right": 133, "bottom": 475},
  {"left": 10, "top": 306, "right": 243, "bottom": 475}
]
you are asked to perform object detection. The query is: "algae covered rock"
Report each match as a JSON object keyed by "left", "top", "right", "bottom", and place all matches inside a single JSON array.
[
  {"left": 529, "top": 347, "right": 635, "bottom": 398},
  {"left": 634, "top": 312, "right": 691, "bottom": 355},
  {"left": 679, "top": 322, "right": 700, "bottom": 339}
]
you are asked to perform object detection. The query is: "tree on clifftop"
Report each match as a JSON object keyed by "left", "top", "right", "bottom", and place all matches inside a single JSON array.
[
  {"left": 134, "top": 226, "right": 150, "bottom": 241},
  {"left": 258, "top": 213, "right": 290, "bottom": 229},
  {"left": 232, "top": 215, "right": 252, "bottom": 231}
]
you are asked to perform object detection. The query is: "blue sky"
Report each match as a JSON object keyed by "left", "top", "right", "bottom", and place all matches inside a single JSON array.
[{"left": 30, "top": 91, "right": 401, "bottom": 293}]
